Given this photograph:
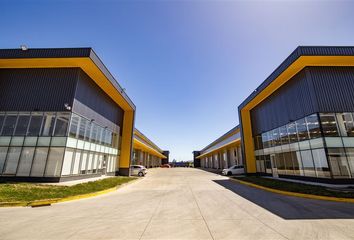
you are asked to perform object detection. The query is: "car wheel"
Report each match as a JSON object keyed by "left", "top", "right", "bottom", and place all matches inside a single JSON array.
[
  {"left": 138, "top": 172, "right": 144, "bottom": 177},
  {"left": 227, "top": 171, "right": 232, "bottom": 176}
]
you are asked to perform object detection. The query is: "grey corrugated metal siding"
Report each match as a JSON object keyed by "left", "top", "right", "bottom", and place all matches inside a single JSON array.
[
  {"left": 74, "top": 69, "right": 124, "bottom": 132},
  {"left": 239, "top": 46, "right": 354, "bottom": 110},
  {"left": 311, "top": 67, "right": 354, "bottom": 112},
  {"left": 0, "top": 68, "right": 78, "bottom": 111},
  {"left": 250, "top": 66, "right": 354, "bottom": 135}
]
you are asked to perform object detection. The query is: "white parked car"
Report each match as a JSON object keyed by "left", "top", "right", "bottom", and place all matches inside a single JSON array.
[
  {"left": 130, "top": 165, "right": 147, "bottom": 177},
  {"left": 222, "top": 165, "right": 245, "bottom": 176}
]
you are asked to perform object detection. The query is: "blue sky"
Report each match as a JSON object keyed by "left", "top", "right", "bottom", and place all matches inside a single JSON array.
[{"left": 1, "top": 1, "right": 354, "bottom": 161}]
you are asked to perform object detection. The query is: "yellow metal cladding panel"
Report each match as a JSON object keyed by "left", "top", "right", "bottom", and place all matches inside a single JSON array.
[
  {"left": 120, "top": 111, "right": 135, "bottom": 168},
  {"left": 0, "top": 58, "right": 134, "bottom": 111},
  {"left": 240, "top": 55, "right": 354, "bottom": 173},
  {"left": 133, "top": 138, "right": 167, "bottom": 159}
]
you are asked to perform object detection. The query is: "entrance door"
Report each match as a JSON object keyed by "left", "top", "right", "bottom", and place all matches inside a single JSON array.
[{"left": 270, "top": 154, "right": 278, "bottom": 178}]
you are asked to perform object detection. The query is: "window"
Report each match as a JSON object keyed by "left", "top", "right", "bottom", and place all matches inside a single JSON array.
[
  {"left": 267, "top": 131, "right": 274, "bottom": 148},
  {"left": 312, "top": 148, "right": 330, "bottom": 178},
  {"left": 283, "top": 151, "right": 294, "bottom": 175},
  {"left": 78, "top": 118, "right": 87, "bottom": 140},
  {"left": 0, "top": 113, "right": 5, "bottom": 135},
  {"left": 296, "top": 118, "right": 310, "bottom": 141},
  {"left": 287, "top": 123, "right": 298, "bottom": 143},
  {"left": 344, "top": 148, "right": 354, "bottom": 178},
  {"left": 320, "top": 113, "right": 339, "bottom": 137},
  {"left": 300, "top": 150, "right": 316, "bottom": 177},
  {"left": 80, "top": 151, "right": 88, "bottom": 174},
  {"left": 41, "top": 113, "right": 56, "bottom": 136},
  {"left": 327, "top": 148, "right": 351, "bottom": 178},
  {"left": 0, "top": 147, "right": 8, "bottom": 174},
  {"left": 16, "top": 147, "right": 35, "bottom": 176},
  {"left": 27, "top": 113, "right": 43, "bottom": 136},
  {"left": 84, "top": 121, "right": 92, "bottom": 141},
  {"left": 2, "top": 114, "right": 18, "bottom": 136},
  {"left": 69, "top": 114, "right": 80, "bottom": 138},
  {"left": 97, "top": 126, "right": 103, "bottom": 144},
  {"left": 90, "top": 123, "right": 98, "bottom": 143},
  {"left": 292, "top": 151, "right": 304, "bottom": 176},
  {"left": 14, "top": 113, "right": 30, "bottom": 136},
  {"left": 53, "top": 113, "right": 70, "bottom": 136},
  {"left": 62, "top": 149, "right": 74, "bottom": 176},
  {"left": 273, "top": 128, "right": 281, "bottom": 146},
  {"left": 337, "top": 113, "right": 354, "bottom": 137},
  {"left": 262, "top": 133, "right": 268, "bottom": 149},
  {"left": 279, "top": 126, "right": 289, "bottom": 145},
  {"left": 30, "top": 147, "right": 49, "bottom": 177},
  {"left": 3, "top": 147, "right": 22, "bottom": 175},
  {"left": 306, "top": 114, "right": 321, "bottom": 139},
  {"left": 72, "top": 150, "right": 82, "bottom": 175},
  {"left": 275, "top": 153, "right": 286, "bottom": 174},
  {"left": 45, "top": 147, "right": 64, "bottom": 177}
]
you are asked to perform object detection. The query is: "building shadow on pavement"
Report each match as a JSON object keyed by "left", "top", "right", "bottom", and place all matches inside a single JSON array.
[{"left": 213, "top": 179, "right": 354, "bottom": 220}]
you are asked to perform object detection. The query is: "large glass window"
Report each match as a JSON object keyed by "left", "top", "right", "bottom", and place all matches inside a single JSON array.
[
  {"left": 296, "top": 118, "right": 310, "bottom": 141},
  {"left": 69, "top": 114, "right": 80, "bottom": 138},
  {"left": 279, "top": 126, "right": 289, "bottom": 145},
  {"left": 45, "top": 147, "right": 64, "bottom": 177},
  {"left": 306, "top": 114, "right": 321, "bottom": 139},
  {"left": 3, "top": 147, "right": 22, "bottom": 175},
  {"left": 292, "top": 151, "right": 304, "bottom": 176},
  {"left": 0, "top": 113, "right": 5, "bottom": 135},
  {"left": 53, "top": 113, "right": 70, "bottom": 136},
  {"left": 27, "top": 113, "right": 43, "bottom": 136},
  {"left": 312, "top": 148, "right": 330, "bottom": 178},
  {"left": 0, "top": 147, "right": 8, "bottom": 174},
  {"left": 283, "top": 151, "right": 294, "bottom": 175},
  {"left": 78, "top": 118, "right": 87, "bottom": 140},
  {"left": 275, "top": 153, "right": 286, "bottom": 174},
  {"left": 336, "top": 113, "right": 354, "bottom": 137},
  {"left": 2, "top": 114, "right": 18, "bottom": 136},
  {"left": 30, "top": 147, "right": 49, "bottom": 177},
  {"left": 287, "top": 123, "right": 298, "bottom": 143},
  {"left": 72, "top": 150, "right": 82, "bottom": 175},
  {"left": 16, "top": 147, "right": 35, "bottom": 176},
  {"left": 344, "top": 148, "right": 354, "bottom": 178},
  {"left": 273, "top": 128, "right": 281, "bottom": 146},
  {"left": 327, "top": 148, "right": 351, "bottom": 178},
  {"left": 262, "top": 133, "right": 268, "bottom": 149},
  {"left": 90, "top": 123, "right": 98, "bottom": 143},
  {"left": 300, "top": 150, "right": 316, "bottom": 177},
  {"left": 14, "top": 113, "right": 30, "bottom": 136},
  {"left": 320, "top": 113, "right": 339, "bottom": 137},
  {"left": 41, "top": 113, "right": 56, "bottom": 136},
  {"left": 61, "top": 149, "right": 74, "bottom": 176},
  {"left": 84, "top": 121, "right": 92, "bottom": 141}
]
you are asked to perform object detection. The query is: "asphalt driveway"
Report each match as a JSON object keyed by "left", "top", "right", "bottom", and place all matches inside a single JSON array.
[{"left": 0, "top": 168, "right": 354, "bottom": 239}]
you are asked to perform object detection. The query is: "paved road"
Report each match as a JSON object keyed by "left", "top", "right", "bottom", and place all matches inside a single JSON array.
[{"left": 1, "top": 168, "right": 354, "bottom": 240}]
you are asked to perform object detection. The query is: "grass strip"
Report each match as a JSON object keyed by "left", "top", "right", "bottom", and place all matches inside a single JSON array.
[
  {"left": 0, "top": 176, "right": 136, "bottom": 203},
  {"left": 233, "top": 176, "right": 354, "bottom": 199}
]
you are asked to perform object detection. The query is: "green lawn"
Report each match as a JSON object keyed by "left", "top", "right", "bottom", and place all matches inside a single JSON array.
[
  {"left": 233, "top": 176, "right": 354, "bottom": 199},
  {"left": 0, "top": 176, "right": 136, "bottom": 203}
]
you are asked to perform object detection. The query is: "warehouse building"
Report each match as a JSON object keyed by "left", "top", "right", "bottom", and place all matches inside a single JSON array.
[
  {"left": 0, "top": 47, "right": 135, "bottom": 182},
  {"left": 239, "top": 46, "right": 354, "bottom": 183},
  {"left": 193, "top": 126, "right": 242, "bottom": 170},
  {"left": 132, "top": 129, "right": 168, "bottom": 167}
]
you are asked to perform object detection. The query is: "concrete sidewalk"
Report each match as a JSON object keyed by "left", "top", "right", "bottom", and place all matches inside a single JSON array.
[{"left": 0, "top": 168, "right": 354, "bottom": 239}]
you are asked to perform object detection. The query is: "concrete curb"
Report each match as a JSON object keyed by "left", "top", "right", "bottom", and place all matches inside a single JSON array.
[
  {"left": 230, "top": 178, "right": 354, "bottom": 204},
  {"left": 0, "top": 178, "right": 140, "bottom": 208}
]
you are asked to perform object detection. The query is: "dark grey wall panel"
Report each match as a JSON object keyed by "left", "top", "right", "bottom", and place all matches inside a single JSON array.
[
  {"left": 310, "top": 67, "right": 354, "bottom": 112},
  {"left": 73, "top": 70, "right": 124, "bottom": 131},
  {"left": 0, "top": 68, "right": 78, "bottom": 111},
  {"left": 250, "top": 68, "right": 316, "bottom": 135}
]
